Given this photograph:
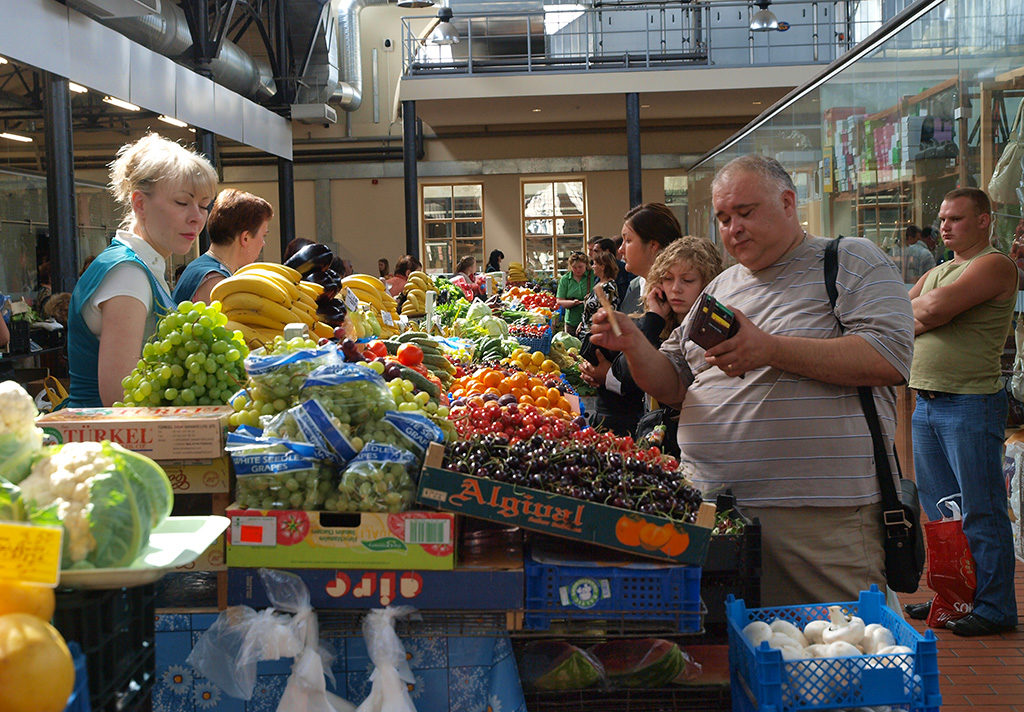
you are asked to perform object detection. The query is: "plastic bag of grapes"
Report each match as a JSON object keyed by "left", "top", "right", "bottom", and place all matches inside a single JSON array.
[
  {"left": 357, "top": 411, "right": 444, "bottom": 462},
  {"left": 301, "top": 363, "right": 396, "bottom": 427},
  {"left": 244, "top": 346, "right": 341, "bottom": 414},
  {"left": 262, "top": 399, "right": 361, "bottom": 465},
  {"left": 227, "top": 427, "right": 335, "bottom": 510},
  {"left": 333, "top": 442, "right": 417, "bottom": 513}
]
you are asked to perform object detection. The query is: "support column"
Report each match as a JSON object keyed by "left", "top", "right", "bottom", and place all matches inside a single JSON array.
[
  {"left": 402, "top": 100, "right": 419, "bottom": 260},
  {"left": 195, "top": 128, "right": 217, "bottom": 253},
  {"left": 278, "top": 158, "right": 296, "bottom": 258},
  {"left": 626, "top": 92, "right": 642, "bottom": 209},
  {"left": 43, "top": 73, "right": 78, "bottom": 294}
]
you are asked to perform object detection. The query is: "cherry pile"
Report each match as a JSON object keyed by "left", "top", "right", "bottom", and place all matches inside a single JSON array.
[{"left": 443, "top": 434, "right": 703, "bottom": 522}]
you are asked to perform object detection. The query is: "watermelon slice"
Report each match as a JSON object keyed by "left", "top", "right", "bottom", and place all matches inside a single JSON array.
[
  {"left": 589, "top": 638, "right": 686, "bottom": 688},
  {"left": 520, "top": 640, "right": 604, "bottom": 691}
]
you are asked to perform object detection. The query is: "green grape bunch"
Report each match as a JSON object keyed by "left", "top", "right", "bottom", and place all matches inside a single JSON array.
[
  {"left": 235, "top": 463, "right": 335, "bottom": 510},
  {"left": 117, "top": 300, "right": 249, "bottom": 407},
  {"left": 228, "top": 336, "right": 332, "bottom": 428}
]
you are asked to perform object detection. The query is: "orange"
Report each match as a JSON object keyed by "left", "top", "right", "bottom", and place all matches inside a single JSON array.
[
  {"left": 558, "top": 398, "right": 573, "bottom": 412},
  {"left": 535, "top": 397, "right": 550, "bottom": 409},
  {"left": 482, "top": 370, "right": 503, "bottom": 389},
  {"left": 0, "top": 613, "right": 75, "bottom": 712},
  {"left": 485, "top": 387, "right": 501, "bottom": 397},
  {"left": 531, "top": 385, "right": 548, "bottom": 399},
  {"left": 547, "top": 387, "right": 562, "bottom": 402}
]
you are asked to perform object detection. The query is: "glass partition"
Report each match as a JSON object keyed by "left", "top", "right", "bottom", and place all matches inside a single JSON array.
[{"left": 688, "top": 0, "right": 1024, "bottom": 284}]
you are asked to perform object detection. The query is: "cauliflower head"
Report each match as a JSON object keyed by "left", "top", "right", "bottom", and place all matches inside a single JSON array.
[
  {"left": 0, "top": 380, "right": 40, "bottom": 434},
  {"left": 0, "top": 381, "right": 44, "bottom": 484}
]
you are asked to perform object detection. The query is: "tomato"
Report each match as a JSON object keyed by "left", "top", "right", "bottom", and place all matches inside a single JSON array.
[
  {"left": 366, "top": 340, "right": 389, "bottom": 359},
  {"left": 396, "top": 342, "right": 424, "bottom": 366}
]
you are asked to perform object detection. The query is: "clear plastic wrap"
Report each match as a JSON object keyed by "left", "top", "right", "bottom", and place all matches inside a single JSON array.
[
  {"left": 244, "top": 347, "right": 341, "bottom": 412},
  {"left": 354, "top": 607, "right": 420, "bottom": 712},
  {"left": 263, "top": 399, "right": 361, "bottom": 465},
  {"left": 187, "top": 568, "right": 353, "bottom": 712},
  {"left": 301, "top": 363, "right": 396, "bottom": 428},
  {"left": 227, "top": 427, "right": 335, "bottom": 510},
  {"left": 334, "top": 443, "right": 417, "bottom": 513},
  {"left": 356, "top": 411, "right": 444, "bottom": 461}
]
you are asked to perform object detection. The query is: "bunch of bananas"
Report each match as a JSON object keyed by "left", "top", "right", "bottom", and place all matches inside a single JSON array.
[
  {"left": 400, "top": 271, "right": 437, "bottom": 318},
  {"left": 507, "top": 261, "right": 529, "bottom": 283},
  {"left": 211, "top": 262, "right": 333, "bottom": 346},
  {"left": 341, "top": 274, "right": 401, "bottom": 339}
]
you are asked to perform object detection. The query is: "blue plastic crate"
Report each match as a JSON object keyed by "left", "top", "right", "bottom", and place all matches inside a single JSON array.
[
  {"left": 64, "top": 642, "right": 91, "bottom": 712},
  {"left": 514, "top": 327, "right": 553, "bottom": 355},
  {"left": 524, "top": 550, "right": 702, "bottom": 632},
  {"left": 727, "top": 585, "right": 941, "bottom": 712}
]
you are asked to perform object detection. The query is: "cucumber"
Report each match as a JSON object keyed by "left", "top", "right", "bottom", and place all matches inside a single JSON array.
[
  {"left": 382, "top": 339, "right": 403, "bottom": 355},
  {"left": 422, "top": 354, "right": 455, "bottom": 373},
  {"left": 398, "top": 331, "right": 429, "bottom": 343},
  {"left": 397, "top": 365, "right": 440, "bottom": 400}
]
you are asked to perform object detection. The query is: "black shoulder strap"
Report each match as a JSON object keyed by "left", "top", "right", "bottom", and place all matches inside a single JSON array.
[{"left": 824, "top": 236, "right": 907, "bottom": 535}]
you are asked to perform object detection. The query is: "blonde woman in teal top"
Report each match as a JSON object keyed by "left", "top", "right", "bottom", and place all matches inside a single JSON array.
[{"left": 68, "top": 134, "right": 217, "bottom": 407}]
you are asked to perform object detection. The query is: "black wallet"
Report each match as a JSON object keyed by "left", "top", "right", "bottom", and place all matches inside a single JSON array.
[{"left": 686, "top": 293, "right": 739, "bottom": 350}]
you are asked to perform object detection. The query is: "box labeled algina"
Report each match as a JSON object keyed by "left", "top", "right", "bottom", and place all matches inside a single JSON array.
[
  {"left": 417, "top": 444, "right": 715, "bottom": 566},
  {"left": 225, "top": 508, "right": 456, "bottom": 570}
]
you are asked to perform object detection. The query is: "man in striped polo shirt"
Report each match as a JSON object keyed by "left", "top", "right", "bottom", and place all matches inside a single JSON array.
[{"left": 590, "top": 155, "right": 914, "bottom": 605}]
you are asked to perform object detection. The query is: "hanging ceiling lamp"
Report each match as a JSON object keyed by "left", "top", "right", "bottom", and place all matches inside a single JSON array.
[
  {"left": 427, "top": 6, "right": 460, "bottom": 45},
  {"left": 396, "top": 0, "right": 435, "bottom": 8},
  {"left": 750, "top": 1, "right": 779, "bottom": 31}
]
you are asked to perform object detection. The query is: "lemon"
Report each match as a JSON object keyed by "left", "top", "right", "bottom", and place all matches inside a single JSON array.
[
  {"left": 0, "top": 613, "right": 75, "bottom": 712},
  {"left": 0, "top": 579, "right": 55, "bottom": 621}
]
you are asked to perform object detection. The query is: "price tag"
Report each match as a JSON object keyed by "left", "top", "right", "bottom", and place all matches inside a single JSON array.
[
  {"left": 381, "top": 311, "right": 394, "bottom": 326},
  {"left": 0, "top": 522, "right": 64, "bottom": 586},
  {"left": 344, "top": 288, "right": 360, "bottom": 312}
]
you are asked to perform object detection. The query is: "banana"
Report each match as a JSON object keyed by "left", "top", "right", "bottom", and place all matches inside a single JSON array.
[
  {"left": 220, "top": 292, "right": 301, "bottom": 326},
  {"left": 225, "top": 319, "right": 280, "bottom": 347},
  {"left": 311, "top": 321, "right": 333, "bottom": 339},
  {"left": 299, "top": 281, "right": 324, "bottom": 298},
  {"left": 347, "top": 286, "right": 383, "bottom": 311},
  {"left": 224, "top": 309, "right": 288, "bottom": 331},
  {"left": 231, "top": 268, "right": 300, "bottom": 301},
  {"left": 288, "top": 305, "right": 315, "bottom": 326},
  {"left": 343, "top": 274, "right": 388, "bottom": 294},
  {"left": 212, "top": 275, "right": 290, "bottom": 305},
  {"left": 236, "top": 261, "right": 302, "bottom": 283},
  {"left": 408, "top": 271, "right": 432, "bottom": 283},
  {"left": 293, "top": 299, "right": 317, "bottom": 319},
  {"left": 294, "top": 291, "right": 318, "bottom": 311}
]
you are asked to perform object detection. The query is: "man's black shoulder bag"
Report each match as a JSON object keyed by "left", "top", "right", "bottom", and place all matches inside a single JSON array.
[{"left": 825, "top": 236, "right": 925, "bottom": 594}]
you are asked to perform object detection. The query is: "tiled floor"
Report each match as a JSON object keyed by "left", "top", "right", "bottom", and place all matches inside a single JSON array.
[{"left": 900, "top": 558, "right": 1024, "bottom": 712}]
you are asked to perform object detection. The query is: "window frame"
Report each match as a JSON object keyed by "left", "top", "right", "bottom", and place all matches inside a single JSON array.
[
  {"left": 520, "top": 177, "right": 588, "bottom": 279},
  {"left": 420, "top": 182, "right": 485, "bottom": 275}
]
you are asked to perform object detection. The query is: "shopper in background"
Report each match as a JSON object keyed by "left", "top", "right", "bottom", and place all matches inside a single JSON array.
[
  {"left": 0, "top": 311, "right": 8, "bottom": 349},
  {"left": 484, "top": 249, "right": 505, "bottom": 273},
  {"left": 378, "top": 258, "right": 390, "bottom": 279},
  {"left": 387, "top": 255, "right": 420, "bottom": 296},
  {"left": 172, "top": 189, "right": 273, "bottom": 304},
  {"left": 906, "top": 187, "right": 1019, "bottom": 636},
  {"left": 594, "top": 235, "right": 635, "bottom": 300},
  {"left": 556, "top": 252, "right": 594, "bottom": 334},
  {"left": 590, "top": 155, "right": 914, "bottom": 605},
  {"left": 576, "top": 250, "right": 619, "bottom": 343},
  {"left": 895, "top": 224, "right": 936, "bottom": 284},
  {"left": 35, "top": 261, "right": 52, "bottom": 312},
  {"left": 67, "top": 133, "right": 218, "bottom": 407},
  {"left": 581, "top": 203, "right": 682, "bottom": 435},
  {"left": 616, "top": 204, "right": 680, "bottom": 315}
]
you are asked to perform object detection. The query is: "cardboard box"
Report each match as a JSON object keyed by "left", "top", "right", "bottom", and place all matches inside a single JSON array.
[
  {"left": 162, "top": 456, "right": 231, "bottom": 494},
  {"left": 417, "top": 444, "right": 715, "bottom": 566},
  {"left": 37, "top": 406, "right": 232, "bottom": 460},
  {"left": 227, "top": 566, "right": 524, "bottom": 609},
  {"left": 225, "top": 508, "right": 456, "bottom": 570}
]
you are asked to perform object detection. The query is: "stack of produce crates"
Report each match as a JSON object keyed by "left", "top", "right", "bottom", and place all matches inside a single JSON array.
[
  {"left": 703, "top": 493, "right": 762, "bottom": 640},
  {"left": 514, "top": 325, "right": 553, "bottom": 355},
  {"left": 727, "top": 585, "right": 941, "bottom": 712},
  {"left": 53, "top": 584, "right": 157, "bottom": 712}
]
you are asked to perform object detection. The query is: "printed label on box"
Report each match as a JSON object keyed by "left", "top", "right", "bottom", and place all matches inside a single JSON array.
[
  {"left": 162, "top": 457, "right": 231, "bottom": 493},
  {"left": 231, "top": 516, "right": 278, "bottom": 546}
]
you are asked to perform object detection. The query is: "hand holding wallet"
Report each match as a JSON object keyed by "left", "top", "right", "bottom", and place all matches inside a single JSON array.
[{"left": 686, "top": 293, "right": 739, "bottom": 350}]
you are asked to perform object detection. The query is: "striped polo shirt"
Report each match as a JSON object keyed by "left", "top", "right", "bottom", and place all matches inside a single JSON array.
[{"left": 661, "top": 235, "right": 914, "bottom": 508}]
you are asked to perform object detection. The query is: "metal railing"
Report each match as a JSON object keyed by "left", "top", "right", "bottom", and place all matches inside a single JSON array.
[{"left": 401, "top": 0, "right": 914, "bottom": 78}]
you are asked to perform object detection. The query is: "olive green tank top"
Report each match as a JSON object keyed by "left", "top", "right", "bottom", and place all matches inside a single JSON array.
[{"left": 909, "top": 245, "right": 1015, "bottom": 394}]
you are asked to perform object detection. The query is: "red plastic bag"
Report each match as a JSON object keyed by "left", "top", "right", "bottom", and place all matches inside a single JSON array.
[{"left": 925, "top": 495, "right": 976, "bottom": 628}]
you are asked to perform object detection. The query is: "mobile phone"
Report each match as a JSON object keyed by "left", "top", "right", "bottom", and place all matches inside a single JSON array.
[{"left": 686, "top": 293, "right": 739, "bottom": 350}]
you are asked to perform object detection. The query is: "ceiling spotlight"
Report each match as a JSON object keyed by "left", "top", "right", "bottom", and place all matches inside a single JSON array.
[
  {"left": 396, "top": 0, "right": 435, "bottom": 7},
  {"left": 0, "top": 132, "right": 32, "bottom": 143},
  {"left": 158, "top": 115, "right": 188, "bottom": 128},
  {"left": 750, "top": 1, "right": 779, "bottom": 31},
  {"left": 531, "top": 107, "right": 542, "bottom": 113},
  {"left": 427, "top": 6, "right": 460, "bottom": 45},
  {"left": 68, "top": 82, "right": 87, "bottom": 94},
  {"left": 103, "top": 95, "right": 141, "bottom": 111}
]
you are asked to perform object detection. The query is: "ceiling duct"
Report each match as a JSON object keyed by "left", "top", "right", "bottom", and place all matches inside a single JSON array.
[
  {"left": 66, "top": 0, "right": 161, "bottom": 18},
  {"left": 88, "top": 0, "right": 276, "bottom": 101}
]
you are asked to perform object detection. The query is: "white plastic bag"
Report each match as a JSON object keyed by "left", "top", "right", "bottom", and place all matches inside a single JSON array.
[
  {"left": 187, "top": 568, "right": 353, "bottom": 712},
  {"left": 1012, "top": 320, "right": 1024, "bottom": 403},
  {"left": 355, "top": 607, "right": 420, "bottom": 712}
]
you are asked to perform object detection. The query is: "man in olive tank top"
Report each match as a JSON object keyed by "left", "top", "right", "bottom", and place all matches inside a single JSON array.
[{"left": 907, "top": 187, "right": 1019, "bottom": 636}]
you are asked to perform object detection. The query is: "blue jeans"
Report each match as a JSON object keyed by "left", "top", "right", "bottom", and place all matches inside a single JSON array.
[{"left": 912, "top": 390, "right": 1018, "bottom": 626}]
